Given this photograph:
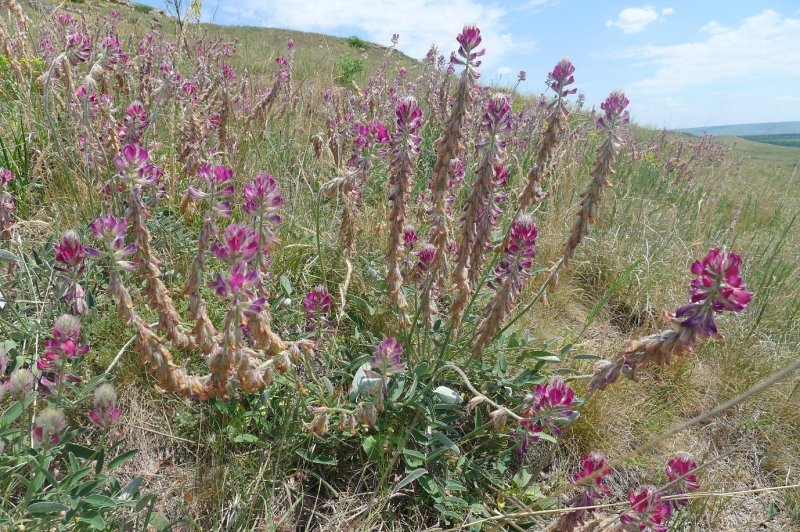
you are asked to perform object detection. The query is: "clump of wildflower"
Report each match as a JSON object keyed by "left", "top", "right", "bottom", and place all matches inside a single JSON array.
[
  {"left": 473, "top": 215, "right": 537, "bottom": 357},
  {"left": 564, "top": 90, "right": 629, "bottom": 264},
  {"left": 54, "top": 230, "right": 88, "bottom": 314},
  {"left": 303, "top": 285, "right": 334, "bottom": 332},
  {"left": 452, "top": 25, "right": 485, "bottom": 71},
  {"left": 664, "top": 453, "right": 699, "bottom": 508},
  {"left": 619, "top": 486, "right": 672, "bottom": 532},
  {"left": 420, "top": 25, "right": 482, "bottom": 327},
  {"left": 88, "top": 383, "right": 122, "bottom": 428},
  {"left": 402, "top": 224, "right": 418, "bottom": 251},
  {"left": 554, "top": 453, "right": 612, "bottom": 531},
  {"left": 411, "top": 243, "right": 437, "bottom": 283},
  {"left": 450, "top": 92, "right": 512, "bottom": 329},
  {"left": 6, "top": 368, "right": 34, "bottom": 400},
  {"left": 0, "top": 167, "right": 14, "bottom": 241},
  {"left": 590, "top": 248, "right": 753, "bottom": 391},
  {"left": 33, "top": 407, "right": 67, "bottom": 447}
]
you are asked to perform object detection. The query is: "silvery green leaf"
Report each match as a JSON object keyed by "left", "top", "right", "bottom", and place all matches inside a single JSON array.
[
  {"left": 433, "top": 386, "right": 462, "bottom": 405},
  {"left": 349, "top": 362, "right": 380, "bottom": 400}
]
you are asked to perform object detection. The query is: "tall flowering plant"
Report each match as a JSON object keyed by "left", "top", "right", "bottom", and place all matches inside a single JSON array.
[{"left": 591, "top": 248, "right": 753, "bottom": 391}]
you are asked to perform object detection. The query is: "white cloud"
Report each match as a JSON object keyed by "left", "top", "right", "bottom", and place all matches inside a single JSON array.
[
  {"left": 629, "top": 10, "right": 800, "bottom": 94},
  {"left": 213, "top": 0, "right": 518, "bottom": 71},
  {"left": 496, "top": 66, "right": 513, "bottom": 75},
  {"left": 606, "top": 6, "right": 672, "bottom": 34}
]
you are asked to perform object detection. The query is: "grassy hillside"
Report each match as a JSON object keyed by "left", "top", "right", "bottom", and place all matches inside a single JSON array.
[
  {"left": 741, "top": 134, "right": 800, "bottom": 148},
  {"left": 678, "top": 120, "right": 800, "bottom": 137},
  {"left": 716, "top": 135, "right": 800, "bottom": 169},
  {"left": 1, "top": 2, "right": 799, "bottom": 531}
]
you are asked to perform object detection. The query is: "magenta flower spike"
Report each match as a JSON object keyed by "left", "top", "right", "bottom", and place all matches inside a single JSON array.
[
  {"left": 664, "top": 453, "right": 699, "bottom": 507},
  {"left": 119, "top": 101, "right": 149, "bottom": 144},
  {"left": 66, "top": 33, "right": 91, "bottom": 65},
  {"left": 0, "top": 167, "right": 12, "bottom": 187},
  {"left": 189, "top": 163, "right": 236, "bottom": 218},
  {"left": 243, "top": 172, "right": 285, "bottom": 258},
  {"left": 303, "top": 285, "right": 334, "bottom": 332},
  {"left": 88, "top": 383, "right": 122, "bottom": 428},
  {"left": 689, "top": 248, "right": 753, "bottom": 312},
  {"left": 54, "top": 230, "right": 89, "bottom": 314},
  {"left": 210, "top": 223, "right": 259, "bottom": 265},
  {"left": 620, "top": 486, "right": 672, "bottom": 532},
  {"left": 208, "top": 261, "right": 260, "bottom": 299},
  {"left": 597, "top": 90, "right": 631, "bottom": 129},
  {"left": 33, "top": 407, "right": 67, "bottom": 447},
  {"left": 452, "top": 24, "right": 485, "bottom": 71},
  {"left": 114, "top": 143, "right": 159, "bottom": 188},
  {"left": 549, "top": 58, "right": 577, "bottom": 97},
  {"left": 555, "top": 452, "right": 613, "bottom": 530},
  {"left": 370, "top": 337, "right": 406, "bottom": 376},
  {"left": 571, "top": 452, "right": 611, "bottom": 494},
  {"left": 54, "top": 230, "right": 86, "bottom": 270},
  {"left": 87, "top": 213, "right": 137, "bottom": 270}
]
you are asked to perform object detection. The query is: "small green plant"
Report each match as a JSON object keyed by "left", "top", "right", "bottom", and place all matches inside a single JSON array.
[
  {"left": 336, "top": 54, "right": 364, "bottom": 86},
  {"left": 346, "top": 35, "right": 368, "bottom": 50}
]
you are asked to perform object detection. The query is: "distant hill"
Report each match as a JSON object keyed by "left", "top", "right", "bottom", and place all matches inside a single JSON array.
[{"left": 676, "top": 121, "right": 800, "bottom": 137}]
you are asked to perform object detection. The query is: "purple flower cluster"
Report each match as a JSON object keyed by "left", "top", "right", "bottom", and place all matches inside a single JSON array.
[
  {"left": 54, "top": 230, "right": 88, "bottom": 314},
  {"left": 673, "top": 248, "right": 754, "bottom": 338},
  {"left": 451, "top": 25, "right": 485, "bottom": 74},
  {"left": 243, "top": 172, "right": 285, "bottom": 255},
  {"left": 37, "top": 315, "right": 89, "bottom": 394},
  {"left": 303, "top": 285, "right": 333, "bottom": 332},
  {"left": 88, "top": 383, "right": 122, "bottom": 428},
  {"left": 598, "top": 90, "right": 631, "bottom": 129},
  {"left": 493, "top": 215, "right": 537, "bottom": 288},
  {"left": 557, "top": 453, "right": 612, "bottom": 530},
  {"left": 549, "top": 58, "right": 577, "bottom": 97},
  {"left": 189, "top": 163, "right": 235, "bottom": 218},
  {"left": 620, "top": 486, "right": 672, "bottom": 531},
  {"left": 113, "top": 143, "right": 160, "bottom": 189},
  {"left": 66, "top": 32, "right": 91, "bottom": 65},
  {"left": 86, "top": 214, "right": 137, "bottom": 270},
  {"left": 370, "top": 337, "right": 406, "bottom": 376},
  {"left": 481, "top": 92, "right": 513, "bottom": 139},
  {"left": 664, "top": 453, "right": 699, "bottom": 508},
  {"left": 518, "top": 378, "right": 576, "bottom": 450}
]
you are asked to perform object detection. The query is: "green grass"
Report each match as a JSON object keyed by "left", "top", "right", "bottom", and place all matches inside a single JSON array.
[
  {"left": 742, "top": 133, "right": 800, "bottom": 148},
  {"left": 717, "top": 135, "right": 800, "bottom": 169}
]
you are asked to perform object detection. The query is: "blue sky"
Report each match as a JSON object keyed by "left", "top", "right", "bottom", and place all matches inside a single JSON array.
[{"left": 138, "top": 0, "right": 800, "bottom": 128}]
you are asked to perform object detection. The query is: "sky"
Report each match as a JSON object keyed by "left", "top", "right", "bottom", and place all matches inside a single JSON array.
[{"left": 137, "top": 0, "right": 800, "bottom": 128}]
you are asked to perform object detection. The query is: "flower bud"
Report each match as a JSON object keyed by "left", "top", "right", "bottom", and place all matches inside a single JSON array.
[{"left": 489, "top": 407, "right": 509, "bottom": 431}]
